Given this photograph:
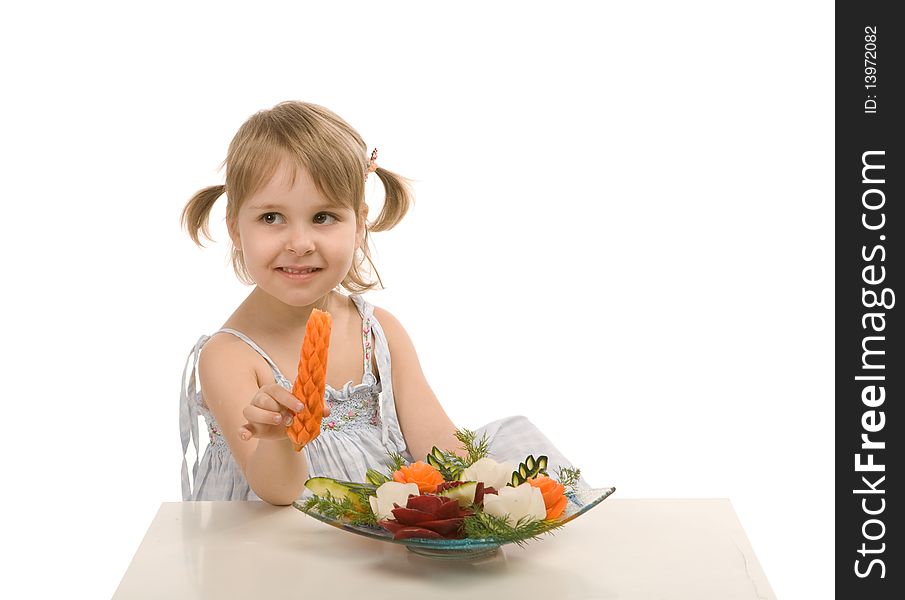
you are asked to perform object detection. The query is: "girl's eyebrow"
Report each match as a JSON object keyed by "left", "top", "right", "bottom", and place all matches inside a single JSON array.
[{"left": 248, "top": 201, "right": 341, "bottom": 212}]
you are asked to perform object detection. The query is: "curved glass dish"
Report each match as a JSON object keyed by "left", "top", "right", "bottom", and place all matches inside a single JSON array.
[{"left": 292, "top": 486, "right": 616, "bottom": 560}]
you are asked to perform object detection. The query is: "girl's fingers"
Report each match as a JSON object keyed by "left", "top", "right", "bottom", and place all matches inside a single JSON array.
[
  {"left": 277, "top": 388, "right": 306, "bottom": 413},
  {"left": 239, "top": 384, "right": 325, "bottom": 442},
  {"left": 251, "top": 389, "right": 282, "bottom": 411},
  {"left": 243, "top": 403, "right": 294, "bottom": 427},
  {"left": 255, "top": 388, "right": 303, "bottom": 421},
  {"left": 238, "top": 423, "right": 257, "bottom": 441},
  {"left": 258, "top": 384, "right": 328, "bottom": 420},
  {"left": 260, "top": 384, "right": 305, "bottom": 413}
]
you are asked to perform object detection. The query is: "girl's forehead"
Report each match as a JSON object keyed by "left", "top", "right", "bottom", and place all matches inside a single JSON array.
[
  {"left": 261, "top": 159, "right": 314, "bottom": 195},
  {"left": 244, "top": 160, "right": 348, "bottom": 212}
]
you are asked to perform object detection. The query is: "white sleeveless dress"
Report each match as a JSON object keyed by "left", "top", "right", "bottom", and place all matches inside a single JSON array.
[{"left": 179, "top": 294, "right": 592, "bottom": 501}]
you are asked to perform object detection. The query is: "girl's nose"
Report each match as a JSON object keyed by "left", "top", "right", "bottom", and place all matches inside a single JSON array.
[{"left": 286, "top": 227, "right": 316, "bottom": 255}]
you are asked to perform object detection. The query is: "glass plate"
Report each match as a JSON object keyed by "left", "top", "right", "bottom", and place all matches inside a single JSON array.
[{"left": 292, "top": 486, "right": 616, "bottom": 560}]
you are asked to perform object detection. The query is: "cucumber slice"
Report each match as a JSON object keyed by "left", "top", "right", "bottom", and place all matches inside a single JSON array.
[
  {"left": 436, "top": 481, "right": 478, "bottom": 508},
  {"left": 510, "top": 455, "right": 550, "bottom": 486},
  {"left": 365, "top": 469, "right": 390, "bottom": 486},
  {"left": 425, "top": 446, "right": 463, "bottom": 480},
  {"left": 304, "top": 477, "right": 376, "bottom": 511},
  {"left": 426, "top": 453, "right": 444, "bottom": 470}
]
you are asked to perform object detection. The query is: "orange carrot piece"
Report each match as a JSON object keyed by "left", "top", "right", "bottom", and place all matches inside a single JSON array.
[
  {"left": 527, "top": 475, "right": 568, "bottom": 520},
  {"left": 391, "top": 461, "right": 446, "bottom": 494},
  {"left": 286, "top": 309, "right": 332, "bottom": 452},
  {"left": 546, "top": 495, "right": 568, "bottom": 520}
]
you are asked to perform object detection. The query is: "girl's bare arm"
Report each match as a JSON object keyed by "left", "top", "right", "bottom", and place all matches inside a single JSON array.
[{"left": 198, "top": 334, "right": 309, "bottom": 505}]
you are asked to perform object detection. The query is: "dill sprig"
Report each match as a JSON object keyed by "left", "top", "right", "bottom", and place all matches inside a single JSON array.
[
  {"left": 555, "top": 466, "right": 582, "bottom": 495},
  {"left": 365, "top": 451, "right": 409, "bottom": 486},
  {"left": 386, "top": 451, "right": 408, "bottom": 473},
  {"left": 381, "top": 451, "right": 408, "bottom": 478},
  {"left": 463, "top": 510, "right": 567, "bottom": 549},
  {"left": 455, "top": 428, "right": 491, "bottom": 466},
  {"left": 300, "top": 491, "right": 377, "bottom": 527}
]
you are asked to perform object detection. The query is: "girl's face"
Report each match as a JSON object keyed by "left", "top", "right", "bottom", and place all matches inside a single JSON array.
[{"left": 229, "top": 160, "right": 365, "bottom": 307}]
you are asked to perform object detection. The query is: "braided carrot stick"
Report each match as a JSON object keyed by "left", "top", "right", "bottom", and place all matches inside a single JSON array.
[{"left": 287, "top": 308, "right": 332, "bottom": 452}]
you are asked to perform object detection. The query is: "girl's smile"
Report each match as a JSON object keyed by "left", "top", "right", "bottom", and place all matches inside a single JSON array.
[{"left": 276, "top": 266, "right": 323, "bottom": 281}]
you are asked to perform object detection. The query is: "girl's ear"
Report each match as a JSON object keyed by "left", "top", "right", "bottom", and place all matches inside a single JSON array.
[{"left": 227, "top": 216, "right": 240, "bottom": 247}]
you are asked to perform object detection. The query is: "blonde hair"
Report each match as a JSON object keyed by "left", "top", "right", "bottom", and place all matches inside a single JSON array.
[{"left": 181, "top": 101, "right": 414, "bottom": 293}]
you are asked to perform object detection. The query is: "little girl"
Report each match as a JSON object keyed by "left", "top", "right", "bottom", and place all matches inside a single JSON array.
[{"left": 179, "top": 100, "right": 592, "bottom": 504}]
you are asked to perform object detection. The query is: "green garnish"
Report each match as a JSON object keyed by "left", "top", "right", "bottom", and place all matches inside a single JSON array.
[
  {"left": 422, "top": 428, "right": 490, "bottom": 480},
  {"left": 555, "top": 466, "right": 582, "bottom": 495},
  {"left": 463, "top": 510, "right": 566, "bottom": 549},
  {"left": 380, "top": 427, "right": 491, "bottom": 479},
  {"left": 300, "top": 491, "right": 377, "bottom": 527},
  {"left": 386, "top": 451, "right": 408, "bottom": 475},
  {"left": 454, "top": 428, "right": 491, "bottom": 466}
]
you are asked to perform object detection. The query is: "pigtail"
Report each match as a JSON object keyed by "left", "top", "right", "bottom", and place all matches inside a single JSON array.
[
  {"left": 369, "top": 167, "right": 414, "bottom": 232},
  {"left": 340, "top": 165, "right": 416, "bottom": 294},
  {"left": 181, "top": 184, "right": 226, "bottom": 246}
]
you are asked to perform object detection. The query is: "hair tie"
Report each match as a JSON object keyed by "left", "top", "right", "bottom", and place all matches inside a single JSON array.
[{"left": 364, "top": 147, "right": 378, "bottom": 181}]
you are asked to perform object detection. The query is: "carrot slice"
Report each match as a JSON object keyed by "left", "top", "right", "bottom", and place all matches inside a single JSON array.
[
  {"left": 546, "top": 495, "right": 568, "bottom": 520},
  {"left": 286, "top": 308, "right": 332, "bottom": 452},
  {"left": 392, "top": 461, "right": 445, "bottom": 494},
  {"left": 527, "top": 475, "right": 568, "bottom": 520}
]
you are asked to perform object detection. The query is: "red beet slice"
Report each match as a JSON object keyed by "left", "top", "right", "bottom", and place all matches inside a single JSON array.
[
  {"left": 394, "top": 527, "right": 443, "bottom": 540},
  {"left": 391, "top": 507, "right": 436, "bottom": 525},
  {"left": 417, "top": 518, "right": 464, "bottom": 536},
  {"left": 474, "top": 482, "right": 485, "bottom": 505},
  {"left": 435, "top": 481, "right": 466, "bottom": 493},
  {"left": 377, "top": 519, "right": 406, "bottom": 534},
  {"left": 392, "top": 494, "right": 421, "bottom": 510},
  {"left": 405, "top": 494, "right": 444, "bottom": 513},
  {"left": 433, "top": 498, "right": 462, "bottom": 520}
]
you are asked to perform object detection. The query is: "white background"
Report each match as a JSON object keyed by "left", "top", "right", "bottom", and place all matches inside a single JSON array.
[{"left": 1, "top": 1, "right": 833, "bottom": 597}]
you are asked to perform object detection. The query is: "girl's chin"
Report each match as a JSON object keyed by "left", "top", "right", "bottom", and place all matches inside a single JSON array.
[{"left": 256, "top": 278, "right": 339, "bottom": 306}]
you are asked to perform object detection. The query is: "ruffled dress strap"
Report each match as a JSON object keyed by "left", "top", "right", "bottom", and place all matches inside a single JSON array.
[
  {"left": 349, "top": 294, "right": 377, "bottom": 385},
  {"left": 179, "top": 334, "right": 210, "bottom": 501},
  {"left": 349, "top": 294, "right": 408, "bottom": 457}
]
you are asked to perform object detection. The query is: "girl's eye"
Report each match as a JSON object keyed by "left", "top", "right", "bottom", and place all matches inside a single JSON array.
[
  {"left": 260, "top": 212, "right": 285, "bottom": 225},
  {"left": 314, "top": 212, "right": 338, "bottom": 225}
]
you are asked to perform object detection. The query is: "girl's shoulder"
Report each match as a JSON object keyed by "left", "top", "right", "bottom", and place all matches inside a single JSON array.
[
  {"left": 366, "top": 303, "right": 412, "bottom": 355},
  {"left": 370, "top": 304, "right": 396, "bottom": 329},
  {"left": 199, "top": 329, "right": 273, "bottom": 389}
]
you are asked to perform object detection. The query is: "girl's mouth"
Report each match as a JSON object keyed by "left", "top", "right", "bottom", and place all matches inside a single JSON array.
[{"left": 277, "top": 266, "right": 322, "bottom": 280}]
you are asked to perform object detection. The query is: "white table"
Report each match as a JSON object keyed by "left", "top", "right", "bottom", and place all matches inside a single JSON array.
[{"left": 114, "top": 498, "right": 775, "bottom": 599}]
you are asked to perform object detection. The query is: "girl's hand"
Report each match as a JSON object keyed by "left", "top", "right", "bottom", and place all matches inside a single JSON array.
[{"left": 238, "top": 383, "right": 331, "bottom": 442}]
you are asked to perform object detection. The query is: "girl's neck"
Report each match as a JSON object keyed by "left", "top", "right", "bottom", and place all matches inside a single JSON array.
[{"left": 233, "top": 287, "right": 340, "bottom": 336}]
